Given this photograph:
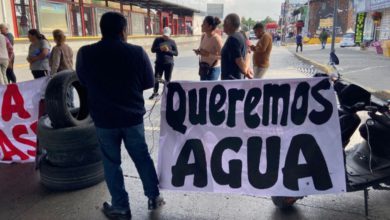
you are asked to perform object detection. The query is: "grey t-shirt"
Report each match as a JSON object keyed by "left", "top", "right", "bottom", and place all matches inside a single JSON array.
[{"left": 28, "top": 39, "right": 51, "bottom": 71}]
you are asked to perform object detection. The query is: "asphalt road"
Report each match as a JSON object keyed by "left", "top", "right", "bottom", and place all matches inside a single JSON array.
[{"left": 1, "top": 44, "right": 390, "bottom": 220}]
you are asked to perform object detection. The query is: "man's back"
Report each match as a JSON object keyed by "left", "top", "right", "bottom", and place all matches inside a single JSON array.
[
  {"left": 221, "top": 32, "right": 246, "bottom": 80},
  {"left": 76, "top": 38, "right": 154, "bottom": 128}
]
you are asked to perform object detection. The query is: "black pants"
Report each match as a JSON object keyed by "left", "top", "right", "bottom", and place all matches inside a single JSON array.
[
  {"left": 32, "top": 70, "right": 48, "bottom": 79},
  {"left": 6, "top": 68, "right": 16, "bottom": 83},
  {"left": 153, "top": 63, "right": 174, "bottom": 93},
  {"left": 296, "top": 43, "right": 303, "bottom": 52}
]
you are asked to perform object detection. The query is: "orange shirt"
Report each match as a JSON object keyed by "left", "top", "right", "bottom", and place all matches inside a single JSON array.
[{"left": 253, "top": 32, "right": 273, "bottom": 68}]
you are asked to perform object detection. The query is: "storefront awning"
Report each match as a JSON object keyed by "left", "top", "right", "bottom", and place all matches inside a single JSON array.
[{"left": 111, "top": 0, "right": 200, "bottom": 15}]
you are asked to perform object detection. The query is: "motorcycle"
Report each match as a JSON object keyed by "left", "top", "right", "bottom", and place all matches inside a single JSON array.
[{"left": 271, "top": 52, "right": 390, "bottom": 217}]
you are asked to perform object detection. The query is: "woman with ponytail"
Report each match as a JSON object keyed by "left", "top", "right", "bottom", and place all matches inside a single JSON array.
[
  {"left": 194, "top": 16, "right": 223, "bottom": 81},
  {"left": 27, "top": 29, "right": 51, "bottom": 78}
]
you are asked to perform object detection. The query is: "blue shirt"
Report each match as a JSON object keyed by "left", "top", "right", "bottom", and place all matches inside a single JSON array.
[
  {"left": 221, "top": 32, "right": 247, "bottom": 80},
  {"left": 76, "top": 38, "right": 154, "bottom": 128},
  {"left": 296, "top": 35, "right": 303, "bottom": 44}
]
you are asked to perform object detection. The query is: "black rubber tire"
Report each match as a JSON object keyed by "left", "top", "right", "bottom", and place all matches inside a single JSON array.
[
  {"left": 40, "top": 159, "right": 105, "bottom": 191},
  {"left": 38, "top": 115, "right": 98, "bottom": 153},
  {"left": 46, "top": 147, "right": 102, "bottom": 168},
  {"left": 271, "top": 196, "right": 299, "bottom": 209},
  {"left": 45, "top": 71, "right": 91, "bottom": 128}
]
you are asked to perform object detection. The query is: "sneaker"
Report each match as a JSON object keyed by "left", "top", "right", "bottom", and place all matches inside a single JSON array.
[
  {"left": 102, "top": 202, "right": 131, "bottom": 220},
  {"left": 148, "top": 93, "right": 159, "bottom": 100},
  {"left": 148, "top": 196, "right": 165, "bottom": 210}
]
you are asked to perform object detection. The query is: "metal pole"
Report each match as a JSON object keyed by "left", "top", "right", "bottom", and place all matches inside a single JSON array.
[
  {"left": 330, "top": 0, "right": 339, "bottom": 54},
  {"left": 1, "top": 0, "right": 7, "bottom": 24}
]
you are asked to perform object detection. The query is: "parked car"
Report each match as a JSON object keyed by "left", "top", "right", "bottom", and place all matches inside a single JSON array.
[
  {"left": 249, "top": 30, "right": 257, "bottom": 40},
  {"left": 340, "top": 33, "right": 356, "bottom": 47}
]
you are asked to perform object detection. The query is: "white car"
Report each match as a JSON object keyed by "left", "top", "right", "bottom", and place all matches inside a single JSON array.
[
  {"left": 249, "top": 30, "right": 257, "bottom": 40},
  {"left": 340, "top": 33, "right": 356, "bottom": 47}
]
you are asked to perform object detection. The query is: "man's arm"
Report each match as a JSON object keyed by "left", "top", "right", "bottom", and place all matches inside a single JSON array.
[
  {"left": 151, "top": 38, "right": 160, "bottom": 53},
  {"left": 230, "top": 38, "right": 253, "bottom": 78},
  {"left": 166, "top": 40, "right": 178, "bottom": 56},
  {"left": 251, "top": 35, "right": 271, "bottom": 53},
  {"left": 141, "top": 48, "right": 155, "bottom": 90},
  {"left": 76, "top": 47, "right": 87, "bottom": 86}
]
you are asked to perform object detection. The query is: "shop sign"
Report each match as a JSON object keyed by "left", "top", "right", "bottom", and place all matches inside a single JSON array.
[
  {"left": 319, "top": 18, "right": 333, "bottom": 28},
  {"left": 355, "top": 12, "right": 366, "bottom": 44}
]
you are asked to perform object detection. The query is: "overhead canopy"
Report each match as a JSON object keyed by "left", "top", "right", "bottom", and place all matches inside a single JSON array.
[
  {"left": 266, "top": 22, "right": 279, "bottom": 29},
  {"left": 112, "top": 0, "right": 200, "bottom": 16}
]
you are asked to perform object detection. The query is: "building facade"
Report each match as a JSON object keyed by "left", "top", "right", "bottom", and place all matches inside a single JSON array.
[{"left": 0, "top": 0, "right": 198, "bottom": 38}]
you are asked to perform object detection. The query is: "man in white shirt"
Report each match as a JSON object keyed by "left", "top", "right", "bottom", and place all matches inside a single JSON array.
[{"left": 0, "top": 34, "right": 10, "bottom": 85}]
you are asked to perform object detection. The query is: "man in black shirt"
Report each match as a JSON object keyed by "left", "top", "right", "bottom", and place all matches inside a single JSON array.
[
  {"left": 149, "top": 27, "right": 178, "bottom": 99},
  {"left": 76, "top": 12, "right": 163, "bottom": 220},
  {"left": 221, "top": 13, "right": 253, "bottom": 80}
]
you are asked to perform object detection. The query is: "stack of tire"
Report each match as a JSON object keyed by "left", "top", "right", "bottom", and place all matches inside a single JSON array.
[{"left": 38, "top": 71, "right": 104, "bottom": 191}]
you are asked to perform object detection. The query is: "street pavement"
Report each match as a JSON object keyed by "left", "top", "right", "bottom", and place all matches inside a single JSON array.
[
  {"left": 1, "top": 43, "right": 390, "bottom": 220},
  {"left": 288, "top": 44, "right": 390, "bottom": 100}
]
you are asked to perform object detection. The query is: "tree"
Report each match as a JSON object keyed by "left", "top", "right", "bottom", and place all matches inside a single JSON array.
[
  {"left": 241, "top": 17, "right": 256, "bottom": 30},
  {"left": 260, "top": 16, "right": 276, "bottom": 26}
]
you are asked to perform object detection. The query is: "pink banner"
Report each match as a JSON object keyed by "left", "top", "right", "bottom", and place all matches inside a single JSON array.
[{"left": 0, "top": 77, "right": 48, "bottom": 163}]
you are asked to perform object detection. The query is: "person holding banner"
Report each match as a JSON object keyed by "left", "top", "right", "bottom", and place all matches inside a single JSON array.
[
  {"left": 76, "top": 12, "right": 163, "bottom": 220},
  {"left": 194, "top": 16, "right": 222, "bottom": 81},
  {"left": 221, "top": 13, "right": 253, "bottom": 80}
]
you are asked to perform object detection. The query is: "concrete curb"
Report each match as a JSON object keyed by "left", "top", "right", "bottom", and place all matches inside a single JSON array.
[{"left": 290, "top": 50, "right": 390, "bottom": 101}]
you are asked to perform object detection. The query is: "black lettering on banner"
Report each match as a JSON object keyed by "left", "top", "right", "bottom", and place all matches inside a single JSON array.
[
  {"left": 244, "top": 88, "right": 262, "bottom": 129},
  {"left": 262, "top": 84, "right": 290, "bottom": 126},
  {"left": 189, "top": 88, "right": 207, "bottom": 125},
  {"left": 309, "top": 79, "right": 333, "bottom": 125},
  {"left": 209, "top": 85, "right": 227, "bottom": 126},
  {"left": 247, "top": 136, "right": 281, "bottom": 189},
  {"left": 211, "top": 137, "right": 242, "bottom": 188},
  {"left": 171, "top": 139, "right": 208, "bottom": 188},
  {"left": 291, "top": 82, "right": 310, "bottom": 125},
  {"left": 282, "top": 134, "right": 333, "bottom": 191},
  {"left": 166, "top": 83, "right": 187, "bottom": 134},
  {"left": 227, "top": 89, "right": 245, "bottom": 127}
]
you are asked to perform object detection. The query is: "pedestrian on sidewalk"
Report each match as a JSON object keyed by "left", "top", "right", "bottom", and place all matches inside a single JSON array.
[
  {"left": 27, "top": 29, "right": 51, "bottom": 78},
  {"left": 276, "top": 33, "right": 281, "bottom": 46},
  {"left": 319, "top": 28, "right": 328, "bottom": 49},
  {"left": 296, "top": 33, "right": 303, "bottom": 52},
  {"left": 76, "top": 12, "right": 164, "bottom": 220},
  {"left": 194, "top": 16, "right": 223, "bottom": 81},
  {"left": 0, "top": 24, "right": 16, "bottom": 83},
  {"left": 249, "top": 22, "right": 272, "bottom": 79},
  {"left": 49, "top": 29, "right": 73, "bottom": 74},
  {"left": 149, "top": 27, "right": 178, "bottom": 99},
  {"left": 221, "top": 13, "right": 253, "bottom": 80},
  {"left": 0, "top": 34, "right": 12, "bottom": 85}
]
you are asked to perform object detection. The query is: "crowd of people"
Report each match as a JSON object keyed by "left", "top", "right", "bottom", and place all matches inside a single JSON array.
[
  {"left": 1, "top": 11, "right": 275, "bottom": 220},
  {"left": 0, "top": 24, "right": 74, "bottom": 85}
]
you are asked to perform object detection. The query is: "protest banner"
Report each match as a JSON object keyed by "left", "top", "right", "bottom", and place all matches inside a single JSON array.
[
  {"left": 158, "top": 78, "right": 346, "bottom": 197},
  {"left": 0, "top": 77, "right": 48, "bottom": 163}
]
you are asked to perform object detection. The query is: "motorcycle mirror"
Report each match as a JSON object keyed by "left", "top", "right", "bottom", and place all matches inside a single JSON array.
[{"left": 330, "top": 52, "right": 340, "bottom": 65}]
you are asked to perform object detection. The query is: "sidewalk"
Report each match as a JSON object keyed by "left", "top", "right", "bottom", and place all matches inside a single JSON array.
[{"left": 288, "top": 44, "right": 390, "bottom": 100}]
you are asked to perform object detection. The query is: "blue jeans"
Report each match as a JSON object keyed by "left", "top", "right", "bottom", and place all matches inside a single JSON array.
[
  {"left": 95, "top": 123, "right": 159, "bottom": 210},
  {"left": 200, "top": 66, "right": 221, "bottom": 81}
]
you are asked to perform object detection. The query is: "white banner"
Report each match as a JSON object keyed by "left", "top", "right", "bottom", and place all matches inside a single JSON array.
[
  {"left": 158, "top": 78, "right": 346, "bottom": 197},
  {"left": 0, "top": 77, "right": 48, "bottom": 163}
]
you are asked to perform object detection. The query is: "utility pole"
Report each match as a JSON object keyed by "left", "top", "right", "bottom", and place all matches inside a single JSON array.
[
  {"left": 330, "top": 0, "right": 339, "bottom": 54},
  {"left": 282, "top": 0, "right": 289, "bottom": 44}
]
